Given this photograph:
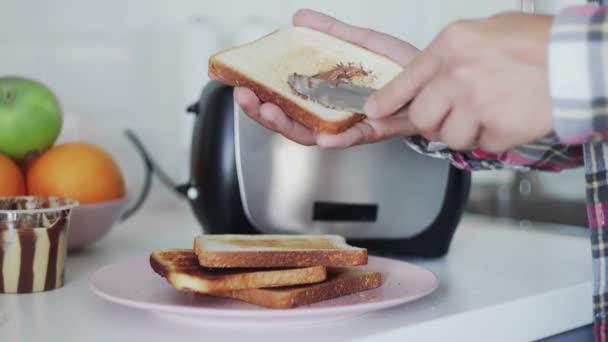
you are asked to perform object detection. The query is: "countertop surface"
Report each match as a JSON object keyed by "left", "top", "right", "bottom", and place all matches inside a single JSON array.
[{"left": 0, "top": 201, "right": 593, "bottom": 342}]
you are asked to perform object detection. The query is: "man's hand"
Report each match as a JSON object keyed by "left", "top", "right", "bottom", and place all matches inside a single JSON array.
[
  {"left": 234, "top": 9, "right": 420, "bottom": 148},
  {"left": 365, "top": 13, "right": 554, "bottom": 153}
]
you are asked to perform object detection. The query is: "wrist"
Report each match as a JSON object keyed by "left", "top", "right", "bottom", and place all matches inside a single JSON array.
[
  {"left": 525, "top": 14, "right": 553, "bottom": 65},
  {"left": 489, "top": 13, "right": 552, "bottom": 65}
]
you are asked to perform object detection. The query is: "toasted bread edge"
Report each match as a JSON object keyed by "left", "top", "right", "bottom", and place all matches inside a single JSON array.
[
  {"left": 150, "top": 250, "right": 329, "bottom": 293},
  {"left": 208, "top": 56, "right": 365, "bottom": 134},
  {"left": 202, "top": 265, "right": 328, "bottom": 293},
  {"left": 286, "top": 270, "right": 382, "bottom": 308},
  {"left": 149, "top": 251, "right": 170, "bottom": 278},
  {"left": 194, "top": 246, "right": 368, "bottom": 268},
  {"left": 216, "top": 270, "right": 382, "bottom": 309}
]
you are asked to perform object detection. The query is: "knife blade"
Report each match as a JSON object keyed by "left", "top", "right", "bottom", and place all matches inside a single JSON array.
[{"left": 287, "top": 73, "right": 377, "bottom": 113}]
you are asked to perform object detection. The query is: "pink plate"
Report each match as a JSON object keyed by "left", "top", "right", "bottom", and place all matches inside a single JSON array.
[{"left": 90, "top": 255, "right": 438, "bottom": 329}]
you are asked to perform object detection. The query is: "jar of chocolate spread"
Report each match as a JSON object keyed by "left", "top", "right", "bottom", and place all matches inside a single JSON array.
[{"left": 0, "top": 196, "right": 78, "bottom": 293}]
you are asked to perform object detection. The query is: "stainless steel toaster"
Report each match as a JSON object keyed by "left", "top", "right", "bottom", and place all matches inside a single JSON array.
[{"left": 178, "top": 81, "right": 470, "bottom": 257}]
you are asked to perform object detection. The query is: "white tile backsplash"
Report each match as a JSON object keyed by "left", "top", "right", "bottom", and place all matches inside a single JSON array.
[{"left": 3, "top": 0, "right": 585, "bottom": 206}]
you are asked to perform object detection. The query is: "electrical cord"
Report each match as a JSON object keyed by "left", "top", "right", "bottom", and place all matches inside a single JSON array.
[{"left": 121, "top": 129, "right": 189, "bottom": 220}]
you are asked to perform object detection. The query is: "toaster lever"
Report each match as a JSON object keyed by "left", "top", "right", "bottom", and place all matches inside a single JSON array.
[{"left": 186, "top": 102, "right": 199, "bottom": 114}]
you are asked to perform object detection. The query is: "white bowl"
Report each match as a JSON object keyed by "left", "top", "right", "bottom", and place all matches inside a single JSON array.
[{"left": 67, "top": 197, "right": 130, "bottom": 250}]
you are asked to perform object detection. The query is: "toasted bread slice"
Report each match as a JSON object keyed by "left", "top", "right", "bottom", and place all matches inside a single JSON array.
[
  {"left": 214, "top": 268, "right": 382, "bottom": 309},
  {"left": 150, "top": 249, "right": 327, "bottom": 293},
  {"left": 194, "top": 234, "right": 367, "bottom": 268},
  {"left": 209, "top": 26, "right": 404, "bottom": 134}
]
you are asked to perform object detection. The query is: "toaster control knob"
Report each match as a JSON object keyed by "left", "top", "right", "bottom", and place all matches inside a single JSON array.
[{"left": 187, "top": 187, "right": 199, "bottom": 200}]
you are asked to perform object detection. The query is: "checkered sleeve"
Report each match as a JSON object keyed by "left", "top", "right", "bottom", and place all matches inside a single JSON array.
[
  {"left": 550, "top": 5, "right": 608, "bottom": 144},
  {"left": 584, "top": 142, "right": 608, "bottom": 342},
  {"left": 404, "top": 136, "right": 583, "bottom": 172},
  {"left": 550, "top": 5, "right": 608, "bottom": 341}
]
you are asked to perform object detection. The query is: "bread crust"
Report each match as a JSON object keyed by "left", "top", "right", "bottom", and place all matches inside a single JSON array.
[
  {"left": 150, "top": 249, "right": 328, "bottom": 293},
  {"left": 194, "top": 238, "right": 368, "bottom": 268},
  {"left": 215, "top": 268, "right": 382, "bottom": 309},
  {"left": 209, "top": 57, "right": 366, "bottom": 134}
]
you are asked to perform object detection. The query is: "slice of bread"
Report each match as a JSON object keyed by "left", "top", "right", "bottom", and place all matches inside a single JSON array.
[
  {"left": 214, "top": 268, "right": 382, "bottom": 309},
  {"left": 194, "top": 234, "right": 368, "bottom": 268},
  {"left": 209, "top": 26, "right": 404, "bottom": 133},
  {"left": 150, "top": 249, "right": 327, "bottom": 293}
]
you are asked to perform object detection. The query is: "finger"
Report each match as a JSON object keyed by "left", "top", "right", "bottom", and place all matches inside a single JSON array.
[
  {"left": 478, "top": 124, "right": 533, "bottom": 155},
  {"left": 478, "top": 131, "right": 510, "bottom": 154},
  {"left": 316, "top": 111, "right": 416, "bottom": 148},
  {"left": 419, "top": 131, "right": 441, "bottom": 142},
  {"left": 439, "top": 109, "right": 480, "bottom": 151},
  {"left": 364, "top": 109, "right": 418, "bottom": 141},
  {"left": 235, "top": 87, "right": 279, "bottom": 133},
  {"left": 365, "top": 54, "right": 441, "bottom": 118},
  {"left": 407, "top": 76, "right": 454, "bottom": 134},
  {"left": 293, "top": 9, "right": 418, "bottom": 65},
  {"left": 235, "top": 87, "right": 318, "bottom": 145},
  {"left": 234, "top": 88, "right": 300, "bottom": 133},
  {"left": 234, "top": 87, "right": 261, "bottom": 117},
  {"left": 316, "top": 122, "right": 373, "bottom": 149},
  {"left": 259, "top": 103, "right": 317, "bottom": 146}
]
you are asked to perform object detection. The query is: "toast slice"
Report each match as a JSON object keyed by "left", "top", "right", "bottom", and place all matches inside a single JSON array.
[
  {"left": 209, "top": 26, "right": 404, "bottom": 134},
  {"left": 194, "top": 234, "right": 368, "bottom": 268},
  {"left": 214, "top": 268, "right": 382, "bottom": 309},
  {"left": 150, "top": 249, "right": 327, "bottom": 293}
]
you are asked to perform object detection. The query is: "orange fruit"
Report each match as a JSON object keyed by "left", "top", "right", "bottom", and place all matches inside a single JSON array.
[
  {"left": 27, "top": 142, "right": 125, "bottom": 204},
  {"left": 0, "top": 154, "right": 26, "bottom": 196}
]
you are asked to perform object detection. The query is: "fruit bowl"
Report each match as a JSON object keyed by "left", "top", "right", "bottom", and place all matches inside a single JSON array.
[
  {"left": 67, "top": 196, "right": 130, "bottom": 250},
  {"left": 26, "top": 131, "right": 153, "bottom": 251}
]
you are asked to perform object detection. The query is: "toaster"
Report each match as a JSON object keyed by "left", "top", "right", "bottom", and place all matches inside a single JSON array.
[{"left": 177, "top": 81, "right": 470, "bottom": 257}]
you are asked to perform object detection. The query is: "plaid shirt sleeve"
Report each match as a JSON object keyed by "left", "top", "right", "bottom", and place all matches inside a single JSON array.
[
  {"left": 551, "top": 5, "right": 608, "bottom": 144},
  {"left": 404, "top": 136, "right": 582, "bottom": 172},
  {"left": 550, "top": 5, "right": 608, "bottom": 341}
]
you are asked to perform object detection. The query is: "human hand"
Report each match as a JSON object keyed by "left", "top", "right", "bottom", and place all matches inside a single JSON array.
[
  {"left": 365, "top": 13, "right": 554, "bottom": 153},
  {"left": 234, "top": 9, "right": 420, "bottom": 148}
]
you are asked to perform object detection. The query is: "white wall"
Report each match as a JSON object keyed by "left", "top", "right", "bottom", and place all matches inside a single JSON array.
[{"left": 0, "top": 0, "right": 584, "bottom": 205}]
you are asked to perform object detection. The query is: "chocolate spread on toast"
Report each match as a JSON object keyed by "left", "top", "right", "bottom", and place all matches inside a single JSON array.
[
  {"left": 288, "top": 63, "right": 371, "bottom": 103},
  {"left": 312, "top": 63, "right": 370, "bottom": 86}
]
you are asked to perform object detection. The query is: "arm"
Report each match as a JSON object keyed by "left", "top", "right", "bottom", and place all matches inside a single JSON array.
[
  {"left": 233, "top": 10, "right": 583, "bottom": 171},
  {"left": 360, "top": 12, "right": 586, "bottom": 171},
  {"left": 437, "top": 4, "right": 608, "bottom": 172}
]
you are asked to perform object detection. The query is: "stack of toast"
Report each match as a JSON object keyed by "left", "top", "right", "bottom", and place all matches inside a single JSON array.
[{"left": 150, "top": 235, "right": 381, "bottom": 309}]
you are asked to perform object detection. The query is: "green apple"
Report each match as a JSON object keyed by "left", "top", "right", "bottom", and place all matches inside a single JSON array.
[{"left": 0, "top": 77, "right": 62, "bottom": 160}]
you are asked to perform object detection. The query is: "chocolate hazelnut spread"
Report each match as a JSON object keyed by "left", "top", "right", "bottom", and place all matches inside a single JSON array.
[
  {"left": 0, "top": 197, "right": 76, "bottom": 293},
  {"left": 287, "top": 63, "right": 374, "bottom": 105},
  {"left": 312, "top": 62, "right": 370, "bottom": 85}
]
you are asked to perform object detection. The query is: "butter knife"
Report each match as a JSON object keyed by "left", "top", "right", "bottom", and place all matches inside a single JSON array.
[{"left": 287, "top": 74, "right": 376, "bottom": 113}]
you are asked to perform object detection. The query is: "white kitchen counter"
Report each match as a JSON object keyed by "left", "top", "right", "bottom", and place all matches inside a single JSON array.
[{"left": 0, "top": 201, "right": 592, "bottom": 342}]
